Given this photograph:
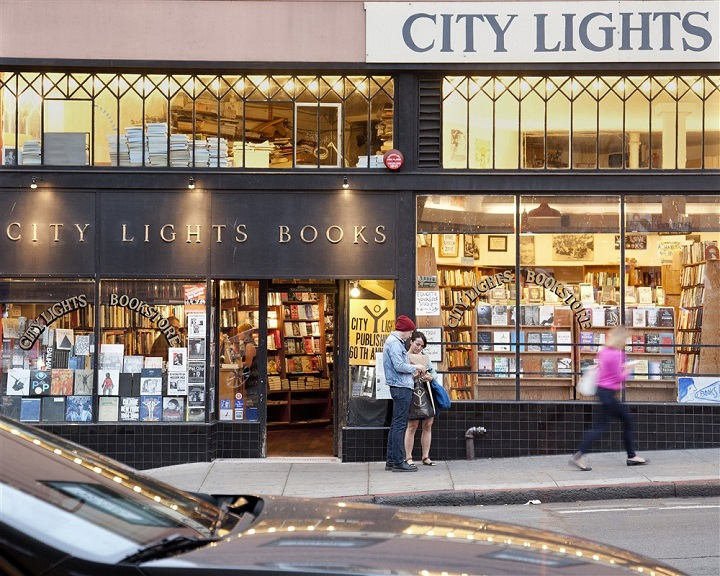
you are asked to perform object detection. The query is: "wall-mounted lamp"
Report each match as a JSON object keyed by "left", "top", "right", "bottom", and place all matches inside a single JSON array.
[
  {"left": 187, "top": 177, "right": 195, "bottom": 190},
  {"left": 350, "top": 281, "right": 360, "bottom": 298},
  {"left": 30, "top": 177, "right": 38, "bottom": 189},
  {"left": 342, "top": 176, "right": 349, "bottom": 190}
]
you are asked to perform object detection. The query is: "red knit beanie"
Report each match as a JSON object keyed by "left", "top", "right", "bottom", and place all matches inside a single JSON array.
[{"left": 395, "top": 315, "right": 416, "bottom": 332}]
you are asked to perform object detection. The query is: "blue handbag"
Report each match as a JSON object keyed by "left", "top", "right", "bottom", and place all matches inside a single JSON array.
[{"left": 430, "top": 379, "right": 451, "bottom": 410}]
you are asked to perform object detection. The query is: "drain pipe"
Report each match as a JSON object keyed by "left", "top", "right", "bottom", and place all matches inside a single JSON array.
[{"left": 465, "top": 426, "right": 487, "bottom": 460}]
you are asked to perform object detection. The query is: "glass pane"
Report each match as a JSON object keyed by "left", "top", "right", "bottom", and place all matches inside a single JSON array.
[
  {"left": 598, "top": 78, "right": 623, "bottom": 169},
  {"left": 370, "top": 90, "right": 393, "bottom": 158},
  {"left": 94, "top": 88, "right": 119, "bottom": 166},
  {"left": 624, "top": 195, "right": 720, "bottom": 400},
  {"left": 678, "top": 76, "right": 704, "bottom": 170},
  {"left": 118, "top": 77, "right": 144, "bottom": 166},
  {"left": 651, "top": 77, "right": 677, "bottom": 169},
  {"left": 43, "top": 100, "right": 90, "bottom": 166},
  {"left": 1, "top": 280, "right": 95, "bottom": 422},
  {"left": 520, "top": 195, "right": 621, "bottom": 400},
  {"left": 495, "top": 87, "right": 519, "bottom": 169},
  {"left": 442, "top": 88, "right": 468, "bottom": 168},
  {"left": 344, "top": 91, "right": 369, "bottom": 168},
  {"left": 98, "top": 280, "right": 205, "bottom": 423},
  {"left": 625, "top": 81, "right": 650, "bottom": 169},
  {"left": 468, "top": 84, "right": 492, "bottom": 169},
  {"left": 572, "top": 77, "right": 598, "bottom": 169},
  {"left": 218, "top": 281, "right": 259, "bottom": 422},
  {"left": 704, "top": 78, "right": 720, "bottom": 169},
  {"left": 546, "top": 79, "right": 570, "bottom": 169},
  {"left": 520, "top": 88, "right": 544, "bottom": 169}
]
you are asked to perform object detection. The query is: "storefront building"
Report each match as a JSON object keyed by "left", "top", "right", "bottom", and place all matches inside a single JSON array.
[{"left": 0, "top": 1, "right": 718, "bottom": 468}]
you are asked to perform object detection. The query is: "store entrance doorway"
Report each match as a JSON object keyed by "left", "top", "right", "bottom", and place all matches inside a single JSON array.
[{"left": 265, "top": 282, "right": 336, "bottom": 457}]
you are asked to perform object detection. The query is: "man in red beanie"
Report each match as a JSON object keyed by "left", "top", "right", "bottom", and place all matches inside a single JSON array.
[{"left": 383, "top": 315, "right": 427, "bottom": 472}]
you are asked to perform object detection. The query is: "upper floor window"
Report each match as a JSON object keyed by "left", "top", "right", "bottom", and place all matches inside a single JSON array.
[
  {"left": 0, "top": 73, "right": 393, "bottom": 169},
  {"left": 443, "top": 75, "right": 719, "bottom": 170}
]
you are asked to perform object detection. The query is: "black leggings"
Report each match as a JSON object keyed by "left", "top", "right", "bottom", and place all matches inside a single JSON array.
[{"left": 578, "top": 387, "right": 636, "bottom": 457}]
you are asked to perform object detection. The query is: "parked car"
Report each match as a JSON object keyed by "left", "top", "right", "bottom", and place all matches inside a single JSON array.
[{"left": 0, "top": 415, "right": 684, "bottom": 576}]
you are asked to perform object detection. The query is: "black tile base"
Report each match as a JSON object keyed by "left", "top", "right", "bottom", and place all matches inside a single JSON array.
[
  {"left": 34, "top": 402, "right": 720, "bottom": 469},
  {"left": 341, "top": 402, "right": 720, "bottom": 462}
]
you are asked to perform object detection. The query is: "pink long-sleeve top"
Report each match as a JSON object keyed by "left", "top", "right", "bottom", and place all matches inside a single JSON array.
[{"left": 596, "top": 346, "right": 630, "bottom": 391}]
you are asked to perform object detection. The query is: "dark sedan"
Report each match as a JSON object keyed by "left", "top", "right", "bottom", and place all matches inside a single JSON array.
[{"left": 0, "top": 415, "right": 684, "bottom": 576}]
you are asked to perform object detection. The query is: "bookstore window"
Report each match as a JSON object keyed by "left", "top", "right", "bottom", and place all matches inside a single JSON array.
[
  {"left": 98, "top": 279, "right": 207, "bottom": 423},
  {"left": 520, "top": 195, "right": 621, "bottom": 401},
  {"left": 0, "top": 72, "right": 393, "bottom": 169},
  {"left": 416, "top": 195, "right": 516, "bottom": 402},
  {"left": 624, "top": 195, "right": 720, "bottom": 402},
  {"left": 347, "top": 280, "right": 396, "bottom": 426},
  {"left": 1, "top": 280, "right": 95, "bottom": 423},
  {"left": 441, "top": 75, "right": 720, "bottom": 170}
]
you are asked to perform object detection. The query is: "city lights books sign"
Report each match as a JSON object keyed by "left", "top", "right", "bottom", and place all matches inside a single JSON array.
[{"left": 365, "top": 2, "right": 719, "bottom": 63}]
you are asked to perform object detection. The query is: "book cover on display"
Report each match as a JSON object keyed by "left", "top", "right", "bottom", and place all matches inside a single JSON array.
[
  {"left": 491, "top": 305, "right": 507, "bottom": 326},
  {"left": 51, "top": 369, "right": 74, "bottom": 395},
  {"left": 540, "top": 332, "right": 555, "bottom": 351},
  {"left": 6, "top": 368, "right": 30, "bottom": 396},
  {"left": 144, "top": 356, "right": 164, "bottom": 369},
  {"left": 187, "top": 407, "right": 205, "bottom": 421},
  {"left": 557, "top": 357, "right": 572, "bottom": 373},
  {"left": 98, "top": 370, "right": 120, "bottom": 396},
  {"left": 646, "top": 308, "right": 659, "bottom": 328},
  {"left": 140, "top": 395, "right": 162, "bottom": 421},
  {"left": 541, "top": 357, "right": 556, "bottom": 376},
  {"left": 98, "top": 396, "right": 119, "bottom": 421},
  {"left": 631, "top": 335, "right": 645, "bottom": 352},
  {"left": 580, "top": 332, "right": 595, "bottom": 352},
  {"left": 658, "top": 308, "right": 675, "bottom": 327},
  {"left": 645, "top": 333, "right": 660, "bottom": 353},
  {"left": 477, "top": 356, "right": 492, "bottom": 375},
  {"left": 659, "top": 333, "right": 675, "bottom": 354},
  {"left": 604, "top": 306, "right": 620, "bottom": 327},
  {"left": 140, "top": 368, "right": 163, "bottom": 395},
  {"left": 493, "top": 356, "right": 509, "bottom": 377},
  {"left": 493, "top": 331, "right": 510, "bottom": 351},
  {"left": 99, "top": 344, "right": 124, "bottom": 370},
  {"left": 521, "top": 305, "right": 539, "bottom": 326},
  {"left": 162, "top": 397, "right": 185, "bottom": 421},
  {"left": 554, "top": 307, "right": 571, "bottom": 326},
  {"left": 526, "top": 332, "right": 542, "bottom": 352},
  {"left": 20, "top": 398, "right": 41, "bottom": 422},
  {"left": 66, "top": 396, "right": 92, "bottom": 421},
  {"left": 661, "top": 358, "right": 675, "bottom": 376},
  {"left": 0, "top": 396, "right": 21, "bottom": 419},
  {"left": 74, "top": 334, "right": 91, "bottom": 356},
  {"left": 167, "top": 371, "right": 188, "bottom": 395},
  {"left": 591, "top": 306, "right": 605, "bottom": 327},
  {"left": 477, "top": 331, "right": 492, "bottom": 351},
  {"left": 41, "top": 397, "right": 66, "bottom": 422},
  {"left": 168, "top": 347, "right": 187, "bottom": 372},
  {"left": 73, "top": 369, "right": 94, "bottom": 395},
  {"left": 122, "top": 355, "right": 144, "bottom": 373},
  {"left": 29, "top": 370, "right": 51, "bottom": 396},
  {"left": 187, "top": 384, "right": 205, "bottom": 405},
  {"left": 118, "top": 373, "right": 134, "bottom": 396},
  {"left": 556, "top": 331, "right": 572, "bottom": 352},
  {"left": 119, "top": 397, "right": 140, "bottom": 421},
  {"left": 538, "top": 305, "right": 554, "bottom": 325},
  {"left": 55, "top": 329, "right": 74, "bottom": 351},
  {"left": 632, "top": 308, "right": 646, "bottom": 327},
  {"left": 648, "top": 360, "right": 662, "bottom": 380},
  {"left": 476, "top": 304, "right": 492, "bottom": 325}
]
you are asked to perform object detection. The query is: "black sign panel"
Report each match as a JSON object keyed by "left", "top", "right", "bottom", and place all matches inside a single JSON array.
[
  {"left": 99, "top": 191, "right": 211, "bottom": 276},
  {"left": 0, "top": 191, "right": 95, "bottom": 275},
  {"left": 210, "top": 192, "right": 399, "bottom": 277}
]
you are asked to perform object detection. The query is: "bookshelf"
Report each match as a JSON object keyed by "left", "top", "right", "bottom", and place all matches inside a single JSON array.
[
  {"left": 577, "top": 305, "right": 676, "bottom": 401},
  {"left": 678, "top": 241, "right": 720, "bottom": 375},
  {"left": 266, "top": 291, "right": 331, "bottom": 426}
]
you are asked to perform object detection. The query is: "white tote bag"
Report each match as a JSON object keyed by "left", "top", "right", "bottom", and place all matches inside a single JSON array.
[{"left": 577, "top": 364, "right": 598, "bottom": 396}]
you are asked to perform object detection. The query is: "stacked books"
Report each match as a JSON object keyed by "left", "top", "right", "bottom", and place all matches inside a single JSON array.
[
  {"left": 193, "top": 139, "right": 210, "bottom": 167},
  {"left": 207, "top": 137, "right": 229, "bottom": 167},
  {"left": 22, "top": 140, "right": 41, "bottom": 165},
  {"left": 169, "top": 133, "right": 191, "bottom": 167},
  {"left": 146, "top": 122, "right": 168, "bottom": 166},
  {"left": 125, "top": 126, "right": 145, "bottom": 165}
]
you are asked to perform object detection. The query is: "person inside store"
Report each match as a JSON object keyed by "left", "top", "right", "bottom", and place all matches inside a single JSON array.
[
  {"left": 383, "top": 315, "right": 429, "bottom": 473},
  {"left": 404, "top": 330, "right": 439, "bottom": 466},
  {"left": 569, "top": 325, "right": 647, "bottom": 471},
  {"left": 236, "top": 322, "right": 258, "bottom": 403},
  {"left": 150, "top": 316, "right": 181, "bottom": 359}
]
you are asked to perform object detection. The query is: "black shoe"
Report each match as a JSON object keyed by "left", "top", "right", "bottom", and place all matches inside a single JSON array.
[
  {"left": 384, "top": 463, "right": 394, "bottom": 471},
  {"left": 392, "top": 461, "right": 418, "bottom": 472}
]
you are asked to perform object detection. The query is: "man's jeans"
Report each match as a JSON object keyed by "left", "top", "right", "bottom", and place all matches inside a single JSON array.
[{"left": 387, "top": 385, "right": 413, "bottom": 465}]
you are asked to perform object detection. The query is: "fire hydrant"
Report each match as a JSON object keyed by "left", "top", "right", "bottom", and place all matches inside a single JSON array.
[{"left": 465, "top": 426, "right": 487, "bottom": 460}]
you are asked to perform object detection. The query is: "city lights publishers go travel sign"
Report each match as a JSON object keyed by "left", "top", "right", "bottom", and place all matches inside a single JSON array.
[{"left": 365, "top": 2, "right": 719, "bottom": 63}]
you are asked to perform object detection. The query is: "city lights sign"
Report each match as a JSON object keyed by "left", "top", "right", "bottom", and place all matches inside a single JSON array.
[{"left": 365, "top": 2, "right": 719, "bottom": 63}]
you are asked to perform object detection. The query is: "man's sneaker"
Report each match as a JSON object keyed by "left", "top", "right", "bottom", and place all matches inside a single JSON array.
[
  {"left": 627, "top": 455, "right": 648, "bottom": 466},
  {"left": 392, "top": 461, "right": 418, "bottom": 472},
  {"left": 568, "top": 452, "right": 592, "bottom": 471}
]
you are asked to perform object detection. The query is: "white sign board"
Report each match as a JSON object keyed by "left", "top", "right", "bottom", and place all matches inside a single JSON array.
[
  {"left": 678, "top": 377, "right": 720, "bottom": 403},
  {"left": 366, "top": 2, "right": 719, "bottom": 63},
  {"left": 416, "top": 290, "right": 441, "bottom": 316}
]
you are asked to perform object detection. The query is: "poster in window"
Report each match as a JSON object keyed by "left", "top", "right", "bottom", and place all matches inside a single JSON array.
[
  {"left": 552, "top": 234, "right": 594, "bottom": 261},
  {"left": 439, "top": 234, "right": 458, "bottom": 258}
]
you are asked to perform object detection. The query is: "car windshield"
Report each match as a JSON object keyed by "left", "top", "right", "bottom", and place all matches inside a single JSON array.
[{"left": 0, "top": 416, "right": 238, "bottom": 563}]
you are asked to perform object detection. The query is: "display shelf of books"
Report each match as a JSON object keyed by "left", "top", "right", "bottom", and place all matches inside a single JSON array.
[
  {"left": 678, "top": 241, "right": 720, "bottom": 375},
  {"left": 268, "top": 291, "right": 331, "bottom": 426}
]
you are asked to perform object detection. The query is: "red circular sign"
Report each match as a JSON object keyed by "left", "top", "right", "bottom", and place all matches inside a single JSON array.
[{"left": 383, "top": 149, "right": 404, "bottom": 171}]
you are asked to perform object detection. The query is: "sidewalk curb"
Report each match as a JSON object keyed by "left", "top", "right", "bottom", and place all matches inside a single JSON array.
[{"left": 341, "top": 480, "right": 720, "bottom": 507}]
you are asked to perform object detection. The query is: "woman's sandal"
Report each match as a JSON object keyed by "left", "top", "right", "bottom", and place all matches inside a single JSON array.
[
  {"left": 422, "top": 457, "right": 436, "bottom": 466},
  {"left": 405, "top": 459, "right": 415, "bottom": 466}
]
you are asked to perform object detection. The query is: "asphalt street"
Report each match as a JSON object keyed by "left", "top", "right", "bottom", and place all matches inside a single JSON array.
[{"left": 425, "top": 497, "right": 720, "bottom": 576}]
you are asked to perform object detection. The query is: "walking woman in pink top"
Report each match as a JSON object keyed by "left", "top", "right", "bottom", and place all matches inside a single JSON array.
[{"left": 570, "top": 326, "right": 648, "bottom": 471}]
